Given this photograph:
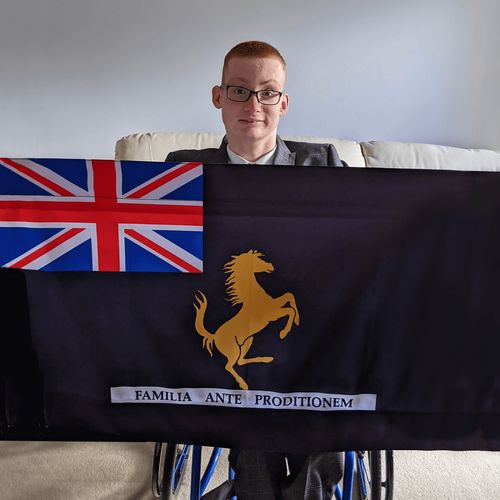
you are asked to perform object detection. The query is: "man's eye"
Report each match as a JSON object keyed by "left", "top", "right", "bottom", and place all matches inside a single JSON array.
[
  {"left": 260, "top": 90, "right": 279, "bottom": 98},
  {"left": 232, "top": 87, "right": 247, "bottom": 95}
]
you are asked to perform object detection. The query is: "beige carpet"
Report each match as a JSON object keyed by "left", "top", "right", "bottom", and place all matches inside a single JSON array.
[
  {"left": 0, "top": 442, "right": 153, "bottom": 499},
  {"left": 2, "top": 444, "right": 500, "bottom": 499}
]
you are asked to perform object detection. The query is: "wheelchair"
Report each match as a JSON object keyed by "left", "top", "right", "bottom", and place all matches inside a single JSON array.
[{"left": 152, "top": 443, "right": 394, "bottom": 500}]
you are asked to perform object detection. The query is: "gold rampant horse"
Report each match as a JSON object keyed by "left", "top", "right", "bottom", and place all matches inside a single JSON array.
[{"left": 193, "top": 250, "right": 300, "bottom": 390}]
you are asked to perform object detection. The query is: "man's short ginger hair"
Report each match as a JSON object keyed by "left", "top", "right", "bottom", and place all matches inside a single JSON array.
[{"left": 222, "top": 41, "right": 286, "bottom": 81}]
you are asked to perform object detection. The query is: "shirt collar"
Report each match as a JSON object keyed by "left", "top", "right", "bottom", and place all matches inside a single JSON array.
[{"left": 226, "top": 145, "right": 277, "bottom": 165}]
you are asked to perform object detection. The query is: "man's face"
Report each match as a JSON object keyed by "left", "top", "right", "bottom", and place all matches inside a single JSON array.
[{"left": 212, "top": 57, "right": 288, "bottom": 148}]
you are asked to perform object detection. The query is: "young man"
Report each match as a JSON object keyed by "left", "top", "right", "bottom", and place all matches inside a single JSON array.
[
  {"left": 166, "top": 41, "right": 345, "bottom": 167},
  {"left": 168, "top": 41, "right": 344, "bottom": 499}
]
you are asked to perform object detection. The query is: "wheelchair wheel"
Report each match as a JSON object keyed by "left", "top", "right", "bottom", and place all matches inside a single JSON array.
[
  {"left": 152, "top": 443, "right": 190, "bottom": 499},
  {"left": 369, "top": 450, "right": 394, "bottom": 500},
  {"left": 356, "top": 450, "right": 394, "bottom": 500}
]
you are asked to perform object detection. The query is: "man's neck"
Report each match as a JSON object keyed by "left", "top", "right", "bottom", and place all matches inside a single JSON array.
[{"left": 226, "top": 136, "right": 277, "bottom": 163}]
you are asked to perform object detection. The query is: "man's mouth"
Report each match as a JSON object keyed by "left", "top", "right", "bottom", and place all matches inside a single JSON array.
[{"left": 239, "top": 119, "right": 264, "bottom": 123}]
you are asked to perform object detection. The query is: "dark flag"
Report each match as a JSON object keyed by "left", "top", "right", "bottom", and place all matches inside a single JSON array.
[{"left": 1, "top": 163, "right": 500, "bottom": 452}]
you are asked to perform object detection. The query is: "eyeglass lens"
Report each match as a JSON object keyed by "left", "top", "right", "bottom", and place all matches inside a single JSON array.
[{"left": 225, "top": 86, "right": 281, "bottom": 105}]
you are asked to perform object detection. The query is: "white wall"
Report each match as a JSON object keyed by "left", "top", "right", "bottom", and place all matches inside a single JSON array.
[{"left": 0, "top": 0, "right": 499, "bottom": 158}]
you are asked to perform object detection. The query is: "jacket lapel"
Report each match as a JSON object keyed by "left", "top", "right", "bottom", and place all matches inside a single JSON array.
[
  {"left": 214, "top": 138, "right": 230, "bottom": 163},
  {"left": 274, "top": 136, "right": 296, "bottom": 165}
]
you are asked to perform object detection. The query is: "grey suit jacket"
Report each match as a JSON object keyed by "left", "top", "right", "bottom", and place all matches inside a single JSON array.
[{"left": 166, "top": 136, "right": 347, "bottom": 167}]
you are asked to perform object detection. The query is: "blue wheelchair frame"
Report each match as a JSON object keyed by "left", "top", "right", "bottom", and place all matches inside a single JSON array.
[{"left": 153, "top": 445, "right": 374, "bottom": 500}]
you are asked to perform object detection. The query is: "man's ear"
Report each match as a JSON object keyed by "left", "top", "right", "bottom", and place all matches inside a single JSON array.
[
  {"left": 280, "top": 93, "right": 289, "bottom": 116},
  {"left": 212, "top": 85, "right": 222, "bottom": 109}
]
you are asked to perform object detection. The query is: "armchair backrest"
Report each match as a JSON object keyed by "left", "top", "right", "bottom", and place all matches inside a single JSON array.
[
  {"left": 115, "top": 132, "right": 500, "bottom": 171},
  {"left": 115, "top": 132, "right": 366, "bottom": 167}
]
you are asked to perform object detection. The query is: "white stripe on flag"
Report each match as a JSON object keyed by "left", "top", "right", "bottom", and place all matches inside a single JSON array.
[
  {"left": 123, "top": 163, "right": 202, "bottom": 199},
  {"left": 144, "top": 164, "right": 203, "bottom": 200},
  {"left": 1, "top": 159, "right": 89, "bottom": 197},
  {"left": 5, "top": 226, "right": 91, "bottom": 270},
  {"left": 123, "top": 227, "right": 202, "bottom": 272}
]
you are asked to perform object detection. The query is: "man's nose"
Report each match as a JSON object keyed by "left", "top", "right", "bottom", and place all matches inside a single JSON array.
[{"left": 244, "top": 94, "right": 261, "bottom": 111}]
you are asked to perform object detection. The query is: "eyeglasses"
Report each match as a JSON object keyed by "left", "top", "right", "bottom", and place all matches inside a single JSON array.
[{"left": 220, "top": 85, "right": 283, "bottom": 105}]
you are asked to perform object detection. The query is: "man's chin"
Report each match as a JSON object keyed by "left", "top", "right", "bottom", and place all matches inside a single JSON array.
[{"left": 234, "top": 128, "right": 265, "bottom": 141}]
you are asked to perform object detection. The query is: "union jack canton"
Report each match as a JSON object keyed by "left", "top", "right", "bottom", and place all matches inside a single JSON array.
[{"left": 0, "top": 158, "right": 203, "bottom": 272}]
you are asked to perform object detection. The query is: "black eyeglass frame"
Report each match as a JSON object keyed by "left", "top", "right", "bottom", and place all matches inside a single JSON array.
[{"left": 219, "top": 85, "right": 284, "bottom": 105}]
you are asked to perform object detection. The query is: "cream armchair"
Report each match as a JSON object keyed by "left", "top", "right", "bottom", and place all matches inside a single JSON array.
[{"left": 115, "top": 131, "right": 500, "bottom": 170}]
